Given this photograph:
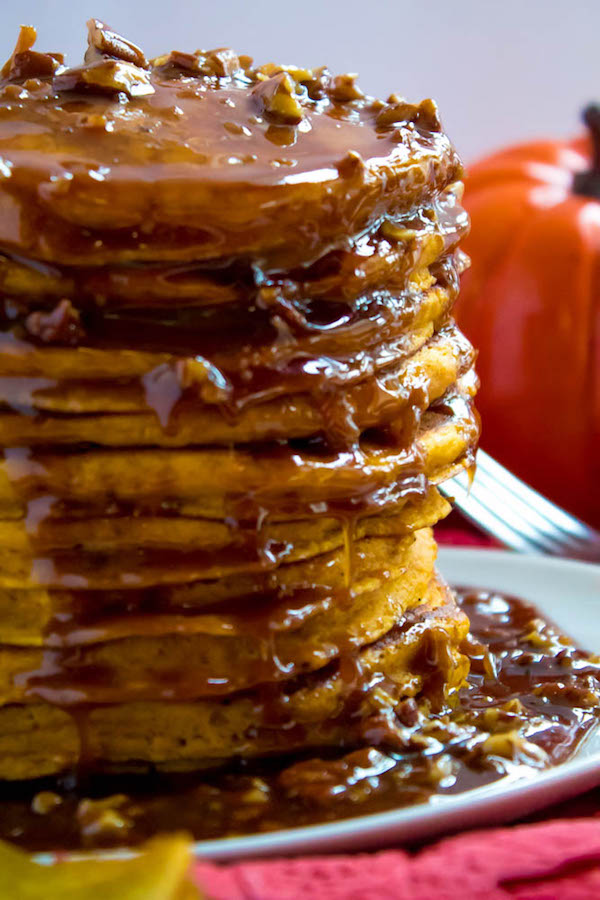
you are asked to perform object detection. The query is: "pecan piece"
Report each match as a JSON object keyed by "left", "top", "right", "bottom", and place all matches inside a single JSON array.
[
  {"left": 25, "top": 299, "right": 85, "bottom": 346},
  {"left": 54, "top": 20, "right": 153, "bottom": 98},
  {"left": 85, "top": 19, "right": 148, "bottom": 68},
  {"left": 152, "top": 47, "right": 240, "bottom": 78},
  {"left": 1, "top": 25, "right": 62, "bottom": 83},
  {"left": 251, "top": 71, "right": 304, "bottom": 124},
  {"left": 376, "top": 97, "right": 442, "bottom": 132},
  {"left": 328, "top": 73, "right": 364, "bottom": 102},
  {"left": 54, "top": 59, "right": 154, "bottom": 98},
  {"left": 204, "top": 48, "right": 240, "bottom": 77}
]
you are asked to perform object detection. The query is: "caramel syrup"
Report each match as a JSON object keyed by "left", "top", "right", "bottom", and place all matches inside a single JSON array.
[{"left": 1, "top": 587, "right": 598, "bottom": 852}]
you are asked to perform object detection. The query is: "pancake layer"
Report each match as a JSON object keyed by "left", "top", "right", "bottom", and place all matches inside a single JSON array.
[{"left": 0, "top": 574, "right": 470, "bottom": 780}]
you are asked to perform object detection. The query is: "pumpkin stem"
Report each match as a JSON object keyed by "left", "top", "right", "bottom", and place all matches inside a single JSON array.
[{"left": 573, "top": 104, "right": 600, "bottom": 198}]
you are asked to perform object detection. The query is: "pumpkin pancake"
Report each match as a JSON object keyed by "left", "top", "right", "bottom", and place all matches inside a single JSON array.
[
  {"left": 0, "top": 485, "right": 448, "bottom": 558},
  {"left": 0, "top": 491, "right": 451, "bottom": 648},
  {"left": 0, "top": 529, "right": 440, "bottom": 704},
  {"left": 0, "top": 282, "right": 459, "bottom": 432},
  {"left": 0, "top": 326, "right": 474, "bottom": 447},
  {"left": 0, "top": 30, "right": 461, "bottom": 269},
  {"left": 0, "top": 375, "right": 478, "bottom": 535},
  {"left": 0, "top": 182, "right": 467, "bottom": 309},
  {"left": 0, "top": 21, "right": 477, "bottom": 790},
  {"left": 0, "top": 573, "right": 469, "bottom": 780}
]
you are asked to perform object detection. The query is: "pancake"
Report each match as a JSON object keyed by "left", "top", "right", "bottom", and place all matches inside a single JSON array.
[
  {"left": 0, "top": 530, "right": 440, "bottom": 704},
  {"left": 0, "top": 183, "right": 467, "bottom": 310},
  {"left": 0, "top": 490, "right": 451, "bottom": 649},
  {"left": 0, "top": 280, "right": 460, "bottom": 437},
  {"left": 0, "top": 377, "right": 478, "bottom": 533},
  {"left": 0, "top": 424, "right": 476, "bottom": 588},
  {"left": 0, "top": 485, "right": 448, "bottom": 558},
  {"left": 0, "top": 21, "right": 478, "bottom": 786},
  {"left": 0, "top": 28, "right": 461, "bottom": 268},
  {"left": 0, "top": 326, "right": 474, "bottom": 447},
  {"left": 0, "top": 574, "right": 469, "bottom": 780}
]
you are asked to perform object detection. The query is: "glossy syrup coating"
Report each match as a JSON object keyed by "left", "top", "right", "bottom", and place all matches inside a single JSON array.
[{"left": 0, "top": 22, "right": 461, "bottom": 267}]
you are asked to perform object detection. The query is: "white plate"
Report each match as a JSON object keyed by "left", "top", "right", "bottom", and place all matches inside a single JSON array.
[{"left": 190, "top": 548, "right": 600, "bottom": 860}]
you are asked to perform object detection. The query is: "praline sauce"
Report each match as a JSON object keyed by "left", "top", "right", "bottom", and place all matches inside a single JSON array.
[{"left": 1, "top": 586, "right": 598, "bottom": 851}]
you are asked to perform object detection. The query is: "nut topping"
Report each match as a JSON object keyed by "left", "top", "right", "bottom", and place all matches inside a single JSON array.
[
  {"left": 381, "top": 220, "right": 417, "bottom": 242},
  {"left": 85, "top": 19, "right": 148, "bottom": 68},
  {"left": 54, "top": 18, "right": 154, "bottom": 97},
  {"left": 25, "top": 299, "right": 85, "bottom": 346},
  {"left": 376, "top": 99, "right": 420, "bottom": 128},
  {"left": 31, "top": 791, "right": 63, "bottom": 815},
  {"left": 251, "top": 71, "right": 304, "bottom": 124},
  {"left": 151, "top": 50, "right": 204, "bottom": 74},
  {"left": 204, "top": 47, "right": 240, "bottom": 77},
  {"left": 152, "top": 47, "right": 240, "bottom": 78},
  {"left": 328, "top": 73, "right": 364, "bottom": 102},
  {"left": 54, "top": 59, "right": 154, "bottom": 98},
  {"left": 336, "top": 150, "right": 366, "bottom": 179},
  {"left": 376, "top": 97, "right": 442, "bottom": 132},
  {"left": 1, "top": 26, "right": 63, "bottom": 83}
]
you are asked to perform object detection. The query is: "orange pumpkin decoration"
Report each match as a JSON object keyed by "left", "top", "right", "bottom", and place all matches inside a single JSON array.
[{"left": 456, "top": 106, "right": 600, "bottom": 526}]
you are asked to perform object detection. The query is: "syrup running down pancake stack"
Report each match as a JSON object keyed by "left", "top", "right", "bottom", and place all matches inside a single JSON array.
[{"left": 0, "top": 22, "right": 478, "bottom": 780}]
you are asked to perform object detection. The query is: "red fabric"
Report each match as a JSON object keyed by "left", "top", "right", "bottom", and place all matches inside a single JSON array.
[
  {"left": 193, "top": 524, "right": 600, "bottom": 898},
  {"left": 435, "top": 512, "right": 502, "bottom": 549},
  {"left": 195, "top": 818, "right": 600, "bottom": 899}
]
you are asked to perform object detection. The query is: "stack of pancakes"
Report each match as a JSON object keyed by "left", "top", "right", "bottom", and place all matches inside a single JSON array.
[{"left": 0, "top": 23, "right": 478, "bottom": 780}]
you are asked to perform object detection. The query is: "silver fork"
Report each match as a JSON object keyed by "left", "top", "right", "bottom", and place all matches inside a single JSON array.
[{"left": 439, "top": 449, "right": 600, "bottom": 562}]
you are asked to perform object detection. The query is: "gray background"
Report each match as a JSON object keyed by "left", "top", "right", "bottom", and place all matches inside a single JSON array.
[{"left": 2, "top": 0, "right": 598, "bottom": 160}]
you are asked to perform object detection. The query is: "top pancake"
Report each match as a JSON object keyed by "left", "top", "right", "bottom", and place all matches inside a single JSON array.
[{"left": 0, "top": 22, "right": 462, "bottom": 267}]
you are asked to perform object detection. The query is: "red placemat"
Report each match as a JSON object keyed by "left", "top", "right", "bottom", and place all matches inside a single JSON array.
[
  {"left": 194, "top": 817, "right": 600, "bottom": 898},
  {"left": 435, "top": 511, "right": 502, "bottom": 549},
  {"left": 194, "top": 522, "right": 600, "bottom": 898}
]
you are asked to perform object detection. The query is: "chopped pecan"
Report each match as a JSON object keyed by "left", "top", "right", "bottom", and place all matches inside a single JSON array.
[
  {"left": 31, "top": 791, "right": 63, "bottom": 815},
  {"left": 380, "top": 220, "right": 416, "bottom": 242},
  {"left": 481, "top": 729, "right": 548, "bottom": 764},
  {"left": 25, "top": 299, "right": 85, "bottom": 346},
  {"left": 256, "top": 63, "right": 312, "bottom": 82},
  {"left": 85, "top": 19, "right": 148, "bottom": 68},
  {"left": 376, "top": 97, "right": 442, "bottom": 132},
  {"left": 395, "top": 698, "right": 420, "bottom": 727},
  {"left": 53, "top": 20, "right": 153, "bottom": 97},
  {"left": 176, "top": 357, "right": 232, "bottom": 405},
  {"left": 1, "top": 25, "right": 62, "bottom": 83},
  {"left": 161, "top": 50, "right": 204, "bottom": 73},
  {"left": 328, "top": 73, "right": 364, "bottom": 102},
  {"left": 376, "top": 99, "right": 420, "bottom": 128},
  {"left": 278, "top": 748, "right": 395, "bottom": 804},
  {"left": 253, "top": 63, "right": 331, "bottom": 100},
  {"left": 251, "top": 71, "right": 304, "bottom": 124},
  {"left": 300, "top": 65, "right": 331, "bottom": 101},
  {"left": 76, "top": 795, "right": 133, "bottom": 841},
  {"left": 336, "top": 150, "right": 365, "bottom": 179},
  {"left": 204, "top": 48, "right": 240, "bottom": 77},
  {"left": 416, "top": 98, "right": 442, "bottom": 130},
  {"left": 54, "top": 59, "right": 154, "bottom": 98},
  {"left": 151, "top": 49, "right": 209, "bottom": 75},
  {"left": 152, "top": 47, "right": 240, "bottom": 78}
]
